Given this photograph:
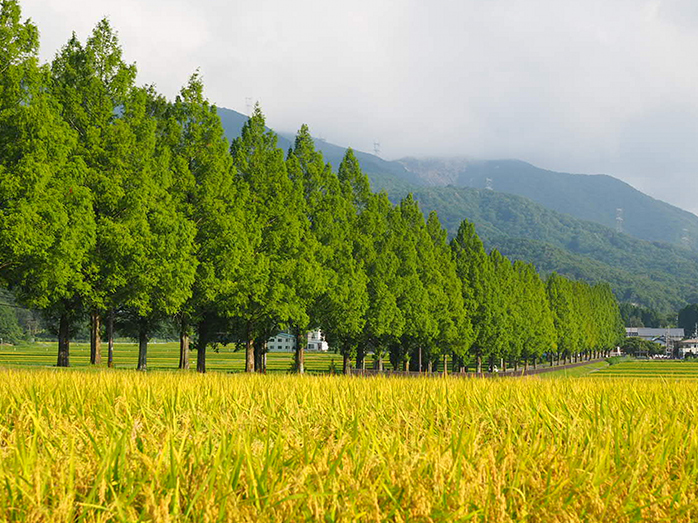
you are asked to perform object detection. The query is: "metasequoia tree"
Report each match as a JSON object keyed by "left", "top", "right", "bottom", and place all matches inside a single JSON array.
[
  {"left": 0, "top": 1, "right": 95, "bottom": 367},
  {"left": 425, "top": 212, "right": 473, "bottom": 372},
  {"left": 170, "top": 73, "right": 252, "bottom": 373},
  {"left": 324, "top": 149, "right": 370, "bottom": 374},
  {"left": 230, "top": 107, "right": 307, "bottom": 372},
  {"left": 284, "top": 125, "right": 325, "bottom": 373}
]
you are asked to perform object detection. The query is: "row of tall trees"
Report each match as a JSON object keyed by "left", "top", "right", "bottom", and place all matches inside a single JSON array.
[{"left": 0, "top": 2, "right": 625, "bottom": 373}]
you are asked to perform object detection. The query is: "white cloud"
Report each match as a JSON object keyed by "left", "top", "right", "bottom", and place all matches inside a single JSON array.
[{"left": 19, "top": 0, "right": 698, "bottom": 213}]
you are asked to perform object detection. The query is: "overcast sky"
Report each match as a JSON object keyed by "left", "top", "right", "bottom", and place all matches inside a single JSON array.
[{"left": 21, "top": 0, "right": 698, "bottom": 214}]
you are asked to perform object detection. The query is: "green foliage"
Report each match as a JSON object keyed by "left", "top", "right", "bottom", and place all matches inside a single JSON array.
[
  {"left": 168, "top": 73, "right": 253, "bottom": 370},
  {"left": 312, "top": 148, "right": 369, "bottom": 365},
  {"left": 400, "top": 186, "right": 698, "bottom": 313},
  {"left": 425, "top": 212, "right": 473, "bottom": 364},
  {"left": 619, "top": 303, "right": 672, "bottom": 328},
  {"left": 0, "top": 304, "right": 22, "bottom": 344},
  {"left": 678, "top": 304, "right": 698, "bottom": 337},
  {"left": 0, "top": 9, "right": 627, "bottom": 373},
  {"left": 0, "top": 1, "right": 95, "bottom": 366}
]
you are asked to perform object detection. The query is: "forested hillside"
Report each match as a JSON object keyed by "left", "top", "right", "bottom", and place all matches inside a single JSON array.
[{"left": 403, "top": 186, "right": 698, "bottom": 312}]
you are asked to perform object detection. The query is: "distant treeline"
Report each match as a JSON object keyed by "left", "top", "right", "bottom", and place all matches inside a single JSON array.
[{"left": 0, "top": 2, "right": 625, "bottom": 372}]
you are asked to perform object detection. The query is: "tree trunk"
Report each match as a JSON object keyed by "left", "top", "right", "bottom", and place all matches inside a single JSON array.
[
  {"left": 107, "top": 310, "right": 115, "bottom": 368},
  {"left": 179, "top": 325, "right": 190, "bottom": 370},
  {"left": 443, "top": 354, "right": 448, "bottom": 376},
  {"left": 196, "top": 338, "right": 206, "bottom": 374},
  {"left": 245, "top": 337, "right": 255, "bottom": 373},
  {"left": 137, "top": 323, "right": 148, "bottom": 371},
  {"left": 57, "top": 313, "right": 70, "bottom": 367},
  {"left": 343, "top": 351, "right": 350, "bottom": 375},
  {"left": 418, "top": 346, "right": 423, "bottom": 373},
  {"left": 356, "top": 348, "right": 364, "bottom": 371},
  {"left": 89, "top": 311, "right": 102, "bottom": 365},
  {"left": 374, "top": 352, "right": 384, "bottom": 371},
  {"left": 294, "top": 327, "right": 305, "bottom": 374},
  {"left": 254, "top": 340, "right": 265, "bottom": 373},
  {"left": 477, "top": 354, "right": 482, "bottom": 375},
  {"left": 196, "top": 316, "right": 211, "bottom": 374}
]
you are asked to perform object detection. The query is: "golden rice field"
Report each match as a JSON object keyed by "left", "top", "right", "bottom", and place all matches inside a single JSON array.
[{"left": 1, "top": 369, "right": 698, "bottom": 521}]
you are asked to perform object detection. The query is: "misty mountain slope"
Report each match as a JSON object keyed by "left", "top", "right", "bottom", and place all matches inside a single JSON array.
[
  {"left": 398, "top": 157, "right": 698, "bottom": 252},
  {"left": 401, "top": 186, "right": 698, "bottom": 311}
]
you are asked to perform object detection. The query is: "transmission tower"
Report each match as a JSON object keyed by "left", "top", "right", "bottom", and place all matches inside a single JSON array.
[
  {"left": 245, "top": 97, "right": 253, "bottom": 116},
  {"left": 616, "top": 208, "right": 624, "bottom": 233},
  {"left": 485, "top": 178, "right": 493, "bottom": 191},
  {"left": 373, "top": 142, "right": 381, "bottom": 157}
]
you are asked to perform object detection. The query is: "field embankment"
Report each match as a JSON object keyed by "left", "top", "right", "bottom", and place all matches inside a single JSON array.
[{"left": 1, "top": 371, "right": 697, "bottom": 521}]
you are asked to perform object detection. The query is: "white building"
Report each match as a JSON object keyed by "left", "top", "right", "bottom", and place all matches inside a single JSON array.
[
  {"left": 266, "top": 331, "right": 296, "bottom": 352},
  {"left": 266, "top": 329, "right": 329, "bottom": 352},
  {"left": 679, "top": 339, "right": 698, "bottom": 359}
]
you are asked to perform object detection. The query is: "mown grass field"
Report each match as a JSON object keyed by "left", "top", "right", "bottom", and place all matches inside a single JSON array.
[
  {"left": 593, "top": 360, "right": 698, "bottom": 379},
  {"left": 1, "top": 370, "right": 698, "bottom": 521},
  {"left": 0, "top": 342, "right": 342, "bottom": 373}
]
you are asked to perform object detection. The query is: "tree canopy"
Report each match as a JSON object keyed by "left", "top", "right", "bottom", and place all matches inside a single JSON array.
[{"left": 0, "top": 3, "right": 626, "bottom": 372}]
